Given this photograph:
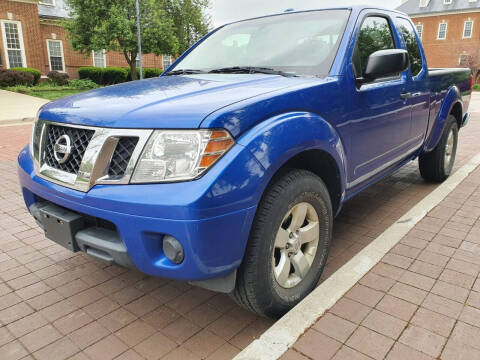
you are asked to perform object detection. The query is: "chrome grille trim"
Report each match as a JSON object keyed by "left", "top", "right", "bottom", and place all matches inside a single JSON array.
[{"left": 33, "top": 119, "right": 153, "bottom": 192}]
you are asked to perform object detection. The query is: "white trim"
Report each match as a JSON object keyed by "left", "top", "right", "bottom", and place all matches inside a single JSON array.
[
  {"left": 416, "top": 23, "right": 424, "bottom": 39},
  {"left": 444, "top": 0, "right": 452, "bottom": 4},
  {"left": 411, "top": 9, "right": 480, "bottom": 18},
  {"left": 39, "top": 0, "right": 55, "bottom": 6},
  {"left": 463, "top": 20, "right": 474, "bottom": 39},
  {"left": 92, "top": 49, "right": 107, "bottom": 68},
  {"left": 234, "top": 150, "right": 480, "bottom": 360},
  {"left": 0, "top": 20, "right": 27, "bottom": 68},
  {"left": 46, "top": 39, "right": 66, "bottom": 72},
  {"left": 437, "top": 21, "right": 448, "bottom": 40}
]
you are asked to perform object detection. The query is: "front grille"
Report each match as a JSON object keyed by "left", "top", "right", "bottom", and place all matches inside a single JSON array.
[
  {"left": 44, "top": 125, "right": 95, "bottom": 174},
  {"left": 108, "top": 137, "right": 139, "bottom": 177}
]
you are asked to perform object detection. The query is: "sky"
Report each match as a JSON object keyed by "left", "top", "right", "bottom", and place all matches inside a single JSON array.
[{"left": 207, "top": 0, "right": 404, "bottom": 27}]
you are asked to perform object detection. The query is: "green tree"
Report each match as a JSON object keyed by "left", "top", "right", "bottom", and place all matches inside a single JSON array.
[{"left": 65, "top": 0, "right": 210, "bottom": 80}]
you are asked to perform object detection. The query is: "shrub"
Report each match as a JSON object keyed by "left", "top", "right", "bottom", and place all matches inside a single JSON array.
[
  {"left": 103, "top": 67, "right": 128, "bottom": 84},
  {"left": 68, "top": 79, "right": 98, "bottom": 89},
  {"left": 10, "top": 67, "right": 42, "bottom": 85},
  {"left": 0, "top": 70, "right": 34, "bottom": 87},
  {"left": 48, "top": 71, "right": 69, "bottom": 85},
  {"left": 143, "top": 68, "right": 163, "bottom": 78},
  {"left": 78, "top": 66, "right": 104, "bottom": 84},
  {"left": 127, "top": 67, "right": 163, "bottom": 80}
]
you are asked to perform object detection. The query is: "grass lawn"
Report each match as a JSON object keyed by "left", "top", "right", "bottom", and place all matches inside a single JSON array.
[
  {"left": 2, "top": 82, "right": 97, "bottom": 101},
  {"left": 25, "top": 89, "right": 88, "bottom": 100}
]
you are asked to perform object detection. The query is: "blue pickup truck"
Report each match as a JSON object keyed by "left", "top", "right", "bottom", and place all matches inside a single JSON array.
[{"left": 18, "top": 6, "right": 472, "bottom": 317}]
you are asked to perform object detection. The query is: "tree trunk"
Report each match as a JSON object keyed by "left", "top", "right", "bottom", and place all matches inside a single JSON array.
[
  {"left": 130, "top": 60, "right": 138, "bottom": 81},
  {"left": 123, "top": 51, "right": 138, "bottom": 81}
]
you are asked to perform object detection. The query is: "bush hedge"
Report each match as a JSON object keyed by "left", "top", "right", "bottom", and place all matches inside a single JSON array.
[
  {"left": 79, "top": 66, "right": 163, "bottom": 85},
  {"left": 103, "top": 67, "right": 128, "bottom": 84},
  {"left": 48, "top": 70, "right": 69, "bottom": 85},
  {"left": 0, "top": 69, "right": 35, "bottom": 87},
  {"left": 10, "top": 67, "right": 41, "bottom": 85}
]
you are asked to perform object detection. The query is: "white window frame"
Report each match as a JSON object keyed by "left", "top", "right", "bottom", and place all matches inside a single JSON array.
[
  {"left": 46, "top": 39, "right": 66, "bottom": 72},
  {"left": 162, "top": 55, "right": 172, "bottom": 69},
  {"left": 39, "top": 0, "right": 55, "bottom": 6},
  {"left": 416, "top": 23, "right": 424, "bottom": 39},
  {"left": 92, "top": 49, "right": 107, "bottom": 68},
  {"left": 463, "top": 20, "right": 474, "bottom": 38},
  {"left": 444, "top": 0, "right": 452, "bottom": 4},
  {"left": 0, "top": 20, "right": 27, "bottom": 68},
  {"left": 437, "top": 22, "right": 448, "bottom": 40}
]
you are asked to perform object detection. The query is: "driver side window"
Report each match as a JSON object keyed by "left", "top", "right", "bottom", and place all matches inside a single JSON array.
[{"left": 353, "top": 16, "right": 396, "bottom": 79}]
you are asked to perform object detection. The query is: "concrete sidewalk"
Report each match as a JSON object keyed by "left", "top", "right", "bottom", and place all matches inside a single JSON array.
[{"left": 0, "top": 90, "right": 49, "bottom": 124}]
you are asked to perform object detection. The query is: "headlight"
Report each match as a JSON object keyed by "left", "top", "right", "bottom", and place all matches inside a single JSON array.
[{"left": 131, "top": 129, "right": 234, "bottom": 183}]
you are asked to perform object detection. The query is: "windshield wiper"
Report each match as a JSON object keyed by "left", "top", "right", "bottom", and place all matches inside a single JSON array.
[
  {"left": 165, "top": 69, "right": 207, "bottom": 76},
  {"left": 209, "top": 66, "right": 297, "bottom": 77}
]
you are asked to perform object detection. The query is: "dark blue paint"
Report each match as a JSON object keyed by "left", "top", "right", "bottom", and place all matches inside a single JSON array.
[{"left": 18, "top": 6, "right": 471, "bottom": 281}]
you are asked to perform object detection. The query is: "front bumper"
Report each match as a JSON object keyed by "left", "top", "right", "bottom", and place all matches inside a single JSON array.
[{"left": 18, "top": 143, "right": 265, "bottom": 281}]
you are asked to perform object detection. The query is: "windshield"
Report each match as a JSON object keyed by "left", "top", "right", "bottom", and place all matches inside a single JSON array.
[{"left": 170, "top": 10, "right": 351, "bottom": 77}]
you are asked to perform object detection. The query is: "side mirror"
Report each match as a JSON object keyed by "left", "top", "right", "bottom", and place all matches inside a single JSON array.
[{"left": 363, "top": 49, "right": 409, "bottom": 82}]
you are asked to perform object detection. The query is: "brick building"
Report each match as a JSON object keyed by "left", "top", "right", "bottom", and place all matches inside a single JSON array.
[
  {"left": 0, "top": 0, "right": 173, "bottom": 78},
  {"left": 397, "top": 0, "right": 480, "bottom": 80}
]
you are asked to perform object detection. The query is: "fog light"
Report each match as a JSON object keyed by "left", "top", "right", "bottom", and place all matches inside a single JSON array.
[{"left": 163, "top": 235, "right": 184, "bottom": 264}]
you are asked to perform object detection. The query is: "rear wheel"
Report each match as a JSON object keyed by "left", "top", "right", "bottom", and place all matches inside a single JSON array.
[
  {"left": 419, "top": 115, "right": 458, "bottom": 182},
  {"left": 231, "top": 169, "right": 332, "bottom": 318}
]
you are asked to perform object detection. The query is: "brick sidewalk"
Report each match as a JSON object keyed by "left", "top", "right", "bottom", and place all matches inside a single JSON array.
[
  {"left": 1, "top": 109, "right": 480, "bottom": 359},
  {"left": 283, "top": 164, "right": 480, "bottom": 359}
]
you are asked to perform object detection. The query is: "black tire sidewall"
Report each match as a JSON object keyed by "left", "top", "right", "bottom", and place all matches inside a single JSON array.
[
  {"left": 441, "top": 117, "right": 459, "bottom": 177},
  {"left": 250, "top": 171, "right": 332, "bottom": 316}
]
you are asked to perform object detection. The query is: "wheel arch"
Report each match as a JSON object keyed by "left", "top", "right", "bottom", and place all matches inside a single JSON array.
[{"left": 238, "top": 111, "right": 347, "bottom": 216}]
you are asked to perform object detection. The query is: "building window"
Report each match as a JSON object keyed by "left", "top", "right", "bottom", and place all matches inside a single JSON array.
[
  {"left": 416, "top": 24, "right": 424, "bottom": 38},
  {"left": 420, "top": 0, "right": 429, "bottom": 7},
  {"left": 93, "top": 50, "right": 106, "bottom": 68},
  {"left": 437, "top": 22, "right": 448, "bottom": 39},
  {"left": 39, "top": 0, "right": 55, "bottom": 6},
  {"left": 47, "top": 39, "right": 65, "bottom": 72},
  {"left": 1, "top": 20, "right": 26, "bottom": 68},
  {"left": 463, "top": 20, "right": 474, "bottom": 38},
  {"left": 162, "top": 55, "right": 172, "bottom": 69},
  {"left": 444, "top": 0, "right": 452, "bottom": 4}
]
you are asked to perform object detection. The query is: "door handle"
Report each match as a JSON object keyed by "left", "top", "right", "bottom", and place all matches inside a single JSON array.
[{"left": 400, "top": 92, "right": 412, "bottom": 99}]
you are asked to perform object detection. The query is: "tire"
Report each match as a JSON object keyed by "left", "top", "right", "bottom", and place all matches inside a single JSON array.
[
  {"left": 231, "top": 169, "right": 332, "bottom": 318},
  {"left": 419, "top": 115, "right": 458, "bottom": 183}
]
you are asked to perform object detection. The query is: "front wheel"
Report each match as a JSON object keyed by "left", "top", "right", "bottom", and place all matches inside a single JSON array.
[
  {"left": 419, "top": 115, "right": 458, "bottom": 182},
  {"left": 231, "top": 169, "right": 332, "bottom": 318}
]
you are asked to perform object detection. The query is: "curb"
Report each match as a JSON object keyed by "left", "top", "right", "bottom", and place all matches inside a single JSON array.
[
  {"left": 0, "top": 118, "right": 34, "bottom": 127},
  {"left": 234, "top": 151, "right": 480, "bottom": 360}
]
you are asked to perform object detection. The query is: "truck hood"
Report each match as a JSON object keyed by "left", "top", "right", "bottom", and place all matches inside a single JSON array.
[{"left": 39, "top": 74, "right": 302, "bottom": 129}]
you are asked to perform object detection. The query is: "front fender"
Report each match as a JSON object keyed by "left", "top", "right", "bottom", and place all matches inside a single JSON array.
[
  {"left": 424, "top": 86, "right": 462, "bottom": 152},
  {"left": 237, "top": 111, "right": 348, "bottom": 205}
]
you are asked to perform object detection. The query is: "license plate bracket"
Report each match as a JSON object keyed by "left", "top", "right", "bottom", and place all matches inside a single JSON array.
[{"left": 39, "top": 204, "right": 84, "bottom": 252}]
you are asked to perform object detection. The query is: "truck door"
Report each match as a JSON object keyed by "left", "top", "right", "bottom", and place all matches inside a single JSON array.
[
  {"left": 396, "top": 17, "right": 430, "bottom": 144},
  {"left": 345, "top": 14, "right": 413, "bottom": 189}
]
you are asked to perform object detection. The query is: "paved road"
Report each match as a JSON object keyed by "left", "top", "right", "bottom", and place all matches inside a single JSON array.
[
  {"left": 0, "top": 95, "right": 479, "bottom": 359},
  {"left": 0, "top": 90, "right": 48, "bottom": 123}
]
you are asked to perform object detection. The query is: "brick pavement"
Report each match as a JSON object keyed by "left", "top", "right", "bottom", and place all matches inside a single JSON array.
[
  {"left": 0, "top": 106, "right": 479, "bottom": 359},
  {"left": 283, "top": 163, "right": 480, "bottom": 360}
]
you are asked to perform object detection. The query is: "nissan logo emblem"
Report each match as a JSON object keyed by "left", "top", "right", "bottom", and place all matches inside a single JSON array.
[{"left": 54, "top": 134, "right": 72, "bottom": 164}]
